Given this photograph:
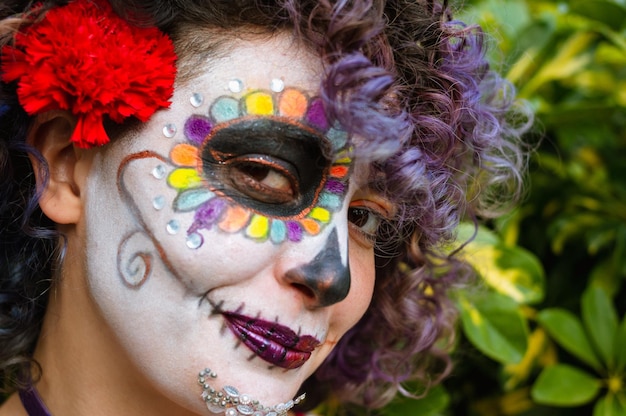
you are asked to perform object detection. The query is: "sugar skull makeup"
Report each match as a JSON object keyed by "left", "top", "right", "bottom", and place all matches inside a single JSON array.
[
  {"left": 75, "top": 32, "right": 377, "bottom": 416},
  {"left": 164, "top": 84, "right": 352, "bottom": 247}
]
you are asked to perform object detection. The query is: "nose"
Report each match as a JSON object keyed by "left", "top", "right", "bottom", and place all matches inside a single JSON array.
[{"left": 283, "top": 228, "right": 351, "bottom": 308}]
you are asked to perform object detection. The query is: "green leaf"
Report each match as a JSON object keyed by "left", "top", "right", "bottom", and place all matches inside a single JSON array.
[
  {"left": 590, "top": 259, "right": 623, "bottom": 299},
  {"left": 456, "top": 291, "right": 528, "bottom": 365},
  {"left": 456, "top": 224, "right": 545, "bottom": 304},
  {"left": 616, "top": 315, "right": 626, "bottom": 372},
  {"left": 582, "top": 286, "right": 619, "bottom": 369},
  {"left": 379, "top": 385, "right": 450, "bottom": 416},
  {"left": 593, "top": 393, "right": 626, "bottom": 416},
  {"left": 570, "top": 0, "right": 626, "bottom": 31},
  {"left": 531, "top": 364, "right": 602, "bottom": 406},
  {"left": 537, "top": 308, "right": 603, "bottom": 371}
]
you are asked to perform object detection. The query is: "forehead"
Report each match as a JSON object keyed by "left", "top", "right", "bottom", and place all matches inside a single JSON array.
[{"left": 174, "top": 30, "right": 323, "bottom": 95}]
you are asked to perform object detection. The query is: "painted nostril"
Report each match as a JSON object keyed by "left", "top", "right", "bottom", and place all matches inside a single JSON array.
[
  {"left": 291, "top": 283, "right": 316, "bottom": 300},
  {"left": 283, "top": 228, "right": 351, "bottom": 307}
]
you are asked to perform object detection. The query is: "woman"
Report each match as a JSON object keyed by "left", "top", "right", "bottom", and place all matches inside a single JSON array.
[{"left": 0, "top": 0, "right": 529, "bottom": 415}]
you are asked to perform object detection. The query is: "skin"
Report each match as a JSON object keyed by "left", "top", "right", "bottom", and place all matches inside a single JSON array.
[{"left": 0, "top": 32, "right": 391, "bottom": 415}]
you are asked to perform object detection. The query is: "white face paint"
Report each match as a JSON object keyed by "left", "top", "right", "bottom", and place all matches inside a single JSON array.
[{"left": 80, "top": 32, "right": 386, "bottom": 414}]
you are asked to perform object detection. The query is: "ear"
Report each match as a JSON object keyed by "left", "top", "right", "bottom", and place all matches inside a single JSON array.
[{"left": 28, "top": 111, "right": 89, "bottom": 225}]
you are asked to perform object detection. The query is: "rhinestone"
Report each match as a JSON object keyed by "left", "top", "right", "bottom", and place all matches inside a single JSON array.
[
  {"left": 228, "top": 79, "right": 244, "bottom": 93},
  {"left": 284, "top": 400, "right": 294, "bottom": 409},
  {"left": 237, "top": 404, "right": 254, "bottom": 415},
  {"left": 266, "top": 412, "right": 278, "bottom": 416},
  {"left": 270, "top": 78, "right": 285, "bottom": 92},
  {"left": 207, "top": 403, "right": 223, "bottom": 414},
  {"left": 152, "top": 164, "right": 166, "bottom": 179},
  {"left": 190, "top": 92, "right": 204, "bottom": 107},
  {"left": 240, "top": 394, "right": 251, "bottom": 405},
  {"left": 223, "top": 385, "right": 239, "bottom": 398},
  {"left": 186, "top": 233, "right": 203, "bottom": 249},
  {"left": 162, "top": 123, "right": 177, "bottom": 138},
  {"left": 152, "top": 196, "right": 165, "bottom": 211},
  {"left": 252, "top": 412, "right": 264, "bottom": 416},
  {"left": 166, "top": 220, "right": 180, "bottom": 235},
  {"left": 225, "top": 409, "right": 238, "bottom": 416}
]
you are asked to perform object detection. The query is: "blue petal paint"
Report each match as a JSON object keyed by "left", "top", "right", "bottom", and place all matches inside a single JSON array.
[
  {"left": 270, "top": 220, "right": 287, "bottom": 244},
  {"left": 318, "top": 192, "right": 342, "bottom": 211},
  {"left": 174, "top": 189, "right": 214, "bottom": 212},
  {"left": 210, "top": 96, "right": 240, "bottom": 123},
  {"left": 327, "top": 128, "right": 348, "bottom": 149}
]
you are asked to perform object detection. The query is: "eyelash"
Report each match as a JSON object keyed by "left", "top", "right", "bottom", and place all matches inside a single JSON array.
[{"left": 347, "top": 201, "right": 386, "bottom": 246}]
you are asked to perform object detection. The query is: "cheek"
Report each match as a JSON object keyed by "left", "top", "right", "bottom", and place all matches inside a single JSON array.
[
  {"left": 116, "top": 152, "right": 283, "bottom": 292},
  {"left": 333, "top": 245, "right": 376, "bottom": 331}
]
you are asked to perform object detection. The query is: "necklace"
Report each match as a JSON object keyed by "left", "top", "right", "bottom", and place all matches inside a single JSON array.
[{"left": 18, "top": 385, "right": 51, "bottom": 416}]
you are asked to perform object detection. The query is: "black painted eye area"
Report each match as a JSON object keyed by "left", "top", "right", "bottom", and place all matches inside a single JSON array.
[
  {"left": 227, "top": 154, "right": 298, "bottom": 205},
  {"left": 200, "top": 117, "right": 332, "bottom": 218}
]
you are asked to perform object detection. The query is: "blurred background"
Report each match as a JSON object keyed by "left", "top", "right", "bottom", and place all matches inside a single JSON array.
[{"left": 323, "top": 0, "right": 626, "bottom": 415}]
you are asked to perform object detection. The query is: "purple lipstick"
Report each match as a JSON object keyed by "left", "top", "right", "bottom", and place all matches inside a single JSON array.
[{"left": 222, "top": 311, "right": 321, "bottom": 369}]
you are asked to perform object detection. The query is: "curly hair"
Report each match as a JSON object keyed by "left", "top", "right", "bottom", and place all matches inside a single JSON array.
[{"left": 0, "top": 0, "right": 531, "bottom": 409}]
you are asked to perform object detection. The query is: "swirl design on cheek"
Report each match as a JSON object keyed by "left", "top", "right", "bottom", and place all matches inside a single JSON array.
[{"left": 166, "top": 87, "right": 352, "bottom": 246}]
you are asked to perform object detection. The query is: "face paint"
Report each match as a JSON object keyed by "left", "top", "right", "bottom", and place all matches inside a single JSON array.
[
  {"left": 166, "top": 86, "right": 352, "bottom": 247},
  {"left": 78, "top": 33, "right": 377, "bottom": 415},
  {"left": 284, "top": 228, "right": 351, "bottom": 307}
]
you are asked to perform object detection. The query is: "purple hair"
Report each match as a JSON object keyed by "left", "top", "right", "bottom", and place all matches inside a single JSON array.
[{"left": 0, "top": 0, "right": 531, "bottom": 408}]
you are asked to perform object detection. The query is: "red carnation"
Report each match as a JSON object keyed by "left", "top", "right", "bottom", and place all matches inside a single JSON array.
[{"left": 1, "top": 0, "right": 177, "bottom": 148}]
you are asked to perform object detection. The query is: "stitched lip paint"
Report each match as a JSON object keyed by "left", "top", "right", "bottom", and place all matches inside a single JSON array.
[{"left": 222, "top": 311, "right": 321, "bottom": 369}]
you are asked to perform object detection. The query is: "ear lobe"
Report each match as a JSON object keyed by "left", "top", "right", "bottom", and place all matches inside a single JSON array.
[{"left": 28, "top": 111, "right": 85, "bottom": 225}]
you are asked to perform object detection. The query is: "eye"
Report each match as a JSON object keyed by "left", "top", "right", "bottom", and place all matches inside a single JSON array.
[
  {"left": 199, "top": 118, "right": 331, "bottom": 217},
  {"left": 227, "top": 155, "right": 299, "bottom": 205},
  {"left": 348, "top": 206, "right": 382, "bottom": 243}
]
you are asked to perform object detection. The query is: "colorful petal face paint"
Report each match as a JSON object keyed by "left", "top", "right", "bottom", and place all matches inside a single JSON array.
[
  {"left": 166, "top": 87, "right": 352, "bottom": 247},
  {"left": 76, "top": 33, "right": 377, "bottom": 416}
]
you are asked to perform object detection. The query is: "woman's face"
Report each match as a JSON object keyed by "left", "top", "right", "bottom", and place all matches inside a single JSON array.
[{"left": 78, "top": 32, "right": 387, "bottom": 413}]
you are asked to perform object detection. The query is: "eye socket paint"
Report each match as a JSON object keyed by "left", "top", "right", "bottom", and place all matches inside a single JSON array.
[
  {"left": 201, "top": 117, "right": 330, "bottom": 217},
  {"left": 167, "top": 87, "right": 353, "bottom": 245}
]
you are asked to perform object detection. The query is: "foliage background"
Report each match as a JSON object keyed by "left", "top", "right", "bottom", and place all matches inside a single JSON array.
[{"left": 362, "top": 0, "right": 626, "bottom": 415}]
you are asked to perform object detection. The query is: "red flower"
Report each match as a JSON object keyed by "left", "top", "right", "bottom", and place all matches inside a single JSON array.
[{"left": 1, "top": 0, "right": 177, "bottom": 148}]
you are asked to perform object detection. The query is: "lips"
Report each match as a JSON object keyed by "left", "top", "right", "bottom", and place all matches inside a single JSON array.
[{"left": 222, "top": 311, "right": 321, "bottom": 369}]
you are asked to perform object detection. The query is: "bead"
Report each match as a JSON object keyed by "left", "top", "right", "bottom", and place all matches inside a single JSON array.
[
  {"left": 152, "top": 164, "right": 167, "bottom": 179},
  {"left": 228, "top": 79, "right": 244, "bottom": 93},
  {"left": 270, "top": 78, "right": 285, "bottom": 92},
  {"left": 152, "top": 196, "right": 165, "bottom": 210},
  {"left": 166, "top": 220, "right": 180, "bottom": 235},
  {"left": 162, "top": 123, "right": 177, "bottom": 138},
  {"left": 224, "top": 385, "right": 240, "bottom": 398},
  {"left": 190, "top": 92, "right": 204, "bottom": 107},
  {"left": 237, "top": 404, "right": 254, "bottom": 415},
  {"left": 186, "top": 233, "right": 203, "bottom": 249}
]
